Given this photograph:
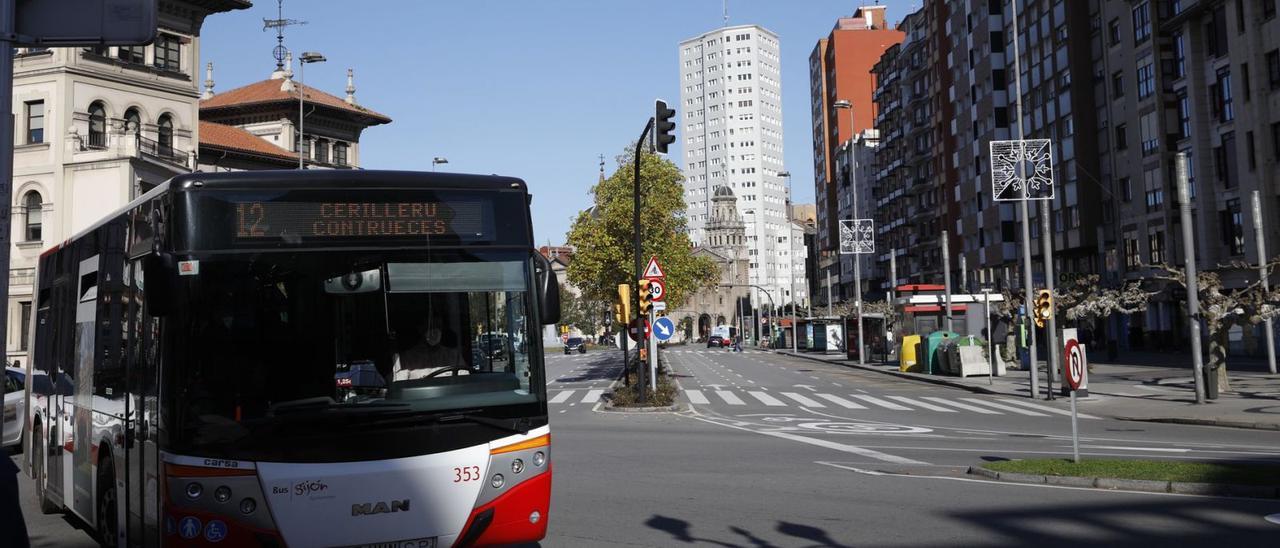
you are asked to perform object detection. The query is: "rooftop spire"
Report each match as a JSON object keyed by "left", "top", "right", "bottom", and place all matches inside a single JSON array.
[
  {"left": 202, "top": 62, "right": 215, "bottom": 99},
  {"left": 279, "top": 52, "right": 295, "bottom": 92},
  {"left": 263, "top": 0, "right": 307, "bottom": 74},
  {"left": 345, "top": 68, "right": 356, "bottom": 105},
  {"left": 598, "top": 153, "right": 605, "bottom": 183}
]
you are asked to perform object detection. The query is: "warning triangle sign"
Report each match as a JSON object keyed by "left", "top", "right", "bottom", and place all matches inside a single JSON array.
[{"left": 643, "top": 256, "right": 665, "bottom": 279}]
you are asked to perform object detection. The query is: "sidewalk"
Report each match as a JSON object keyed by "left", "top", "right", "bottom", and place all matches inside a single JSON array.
[{"left": 777, "top": 349, "right": 1280, "bottom": 430}]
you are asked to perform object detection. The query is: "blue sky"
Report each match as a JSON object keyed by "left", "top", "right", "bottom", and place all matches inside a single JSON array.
[{"left": 201, "top": 1, "right": 916, "bottom": 245}]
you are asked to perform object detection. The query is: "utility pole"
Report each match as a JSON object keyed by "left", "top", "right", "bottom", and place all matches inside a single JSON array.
[
  {"left": 1253, "top": 191, "right": 1277, "bottom": 374},
  {"left": 1041, "top": 198, "right": 1059, "bottom": 400},
  {"left": 942, "top": 231, "right": 954, "bottom": 333},
  {"left": 633, "top": 118, "right": 653, "bottom": 402},
  {"left": 1176, "top": 153, "right": 1207, "bottom": 404},
  {"left": 1010, "top": 0, "right": 1039, "bottom": 399}
]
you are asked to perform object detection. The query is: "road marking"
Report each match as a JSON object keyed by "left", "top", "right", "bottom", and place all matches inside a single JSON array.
[
  {"left": 781, "top": 392, "right": 826, "bottom": 407},
  {"left": 1081, "top": 445, "right": 1190, "bottom": 453},
  {"left": 716, "top": 390, "right": 746, "bottom": 405},
  {"left": 747, "top": 391, "right": 788, "bottom": 406},
  {"left": 815, "top": 461, "right": 885, "bottom": 475},
  {"left": 549, "top": 391, "right": 574, "bottom": 404},
  {"left": 685, "top": 389, "right": 710, "bottom": 405},
  {"left": 997, "top": 398, "right": 1102, "bottom": 420},
  {"left": 921, "top": 396, "right": 1001, "bottom": 414},
  {"left": 959, "top": 398, "right": 1049, "bottom": 416},
  {"left": 580, "top": 389, "right": 604, "bottom": 404},
  {"left": 850, "top": 394, "right": 913, "bottom": 411},
  {"left": 687, "top": 412, "right": 927, "bottom": 465},
  {"left": 813, "top": 393, "right": 867, "bottom": 409},
  {"left": 885, "top": 395, "right": 956, "bottom": 413}
]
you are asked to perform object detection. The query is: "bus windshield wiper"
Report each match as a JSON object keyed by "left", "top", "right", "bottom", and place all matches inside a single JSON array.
[
  {"left": 436, "top": 412, "right": 531, "bottom": 435},
  {"left": 269, "top": 397, "right": 410, "bottom": 416}
]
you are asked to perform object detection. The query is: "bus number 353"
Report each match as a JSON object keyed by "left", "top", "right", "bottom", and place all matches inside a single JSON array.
[{"left": 454, "top": 466, "right": 481, "bottom": 482}]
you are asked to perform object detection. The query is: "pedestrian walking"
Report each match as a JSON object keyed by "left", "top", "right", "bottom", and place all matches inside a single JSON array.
[{"left": 1, "top": 449, "right": 31, "bottom": 548}]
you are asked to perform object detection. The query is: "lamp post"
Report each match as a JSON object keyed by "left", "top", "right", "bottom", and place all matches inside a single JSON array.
[
  {"left": 432, "top": 157, "right": 449, "bottom": 171},
  {"left": 781, "top": 170, "right": 798, "bottom": 354},
  {"left": 833, "top": 99, "right": 865, "bottom": 365},
  {"left": 297, "top": 51, "right": 326, "bottom": 169},
  {"left": 722, "top": 284, "right": 775, "bottom": 347}
]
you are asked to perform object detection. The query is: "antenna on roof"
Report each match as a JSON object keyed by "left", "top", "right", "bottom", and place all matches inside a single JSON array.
[
  {"left": 263, "top": 0, "right": 307, "bottom": 71},
  {"left": 723, "top": 0, "right": 729, "bottom": 27}
]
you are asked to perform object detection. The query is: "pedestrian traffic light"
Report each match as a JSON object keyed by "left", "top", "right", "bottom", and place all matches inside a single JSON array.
[
  {"left": 1033, "top": 289, "right": 1053, "bottom": 328},
  {"left": 613, "top": 303, "right": 625, "bottom": 324},
  {"left": 617, "top": 283, "right": 631, "bottom": 321},
  {"left": 637, "top": 279, "right": 653, "bottom": 315},
  {"left": 655, "top": 99, "right": 676, "bottom": 154}
]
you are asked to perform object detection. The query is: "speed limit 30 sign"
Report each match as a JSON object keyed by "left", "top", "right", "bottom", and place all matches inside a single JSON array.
[{"left": 647, "top": 279, "right": 666, "bottom": 302}]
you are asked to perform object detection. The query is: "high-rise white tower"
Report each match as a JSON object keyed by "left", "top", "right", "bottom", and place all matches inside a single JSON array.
[{"left": 679, "top": 25, "right": 797, "bottom": 312}]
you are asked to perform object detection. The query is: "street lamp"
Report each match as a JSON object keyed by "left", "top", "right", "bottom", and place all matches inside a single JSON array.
[
  {"left": 721, "top": 284, "right": 775, "bottom": 348},
  {"left": 780, "top": 170, "right": 798, "bottom": 355},
  {"left": 432, "top": 157, "right": 449, "bottom": 171},
  {"left": 833, "top": 99, "right": 865, "bottom": 365},
  {"left": 297, "top": 51, "right": 326, "bottom": 169}
]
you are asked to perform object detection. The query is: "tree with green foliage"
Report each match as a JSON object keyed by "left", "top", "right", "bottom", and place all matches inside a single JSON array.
[
  {"left": 566, "top": 147, "right": 718, "bottom": 310},
  {"left": 559, "top": 285, "right": 606, "bottom": 337}
]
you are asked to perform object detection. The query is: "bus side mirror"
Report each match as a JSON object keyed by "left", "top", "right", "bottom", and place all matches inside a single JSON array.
[
  {"left": 142, "top": 253, "right": 177, "bottom": 317},
  {"left": 534, "top": 254, "right": 561, "bottom": 325}
]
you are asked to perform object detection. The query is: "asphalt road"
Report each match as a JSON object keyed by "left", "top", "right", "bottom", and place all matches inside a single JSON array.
[{"left": 11, "top": 346, "right": 1280, "bottom": 546}]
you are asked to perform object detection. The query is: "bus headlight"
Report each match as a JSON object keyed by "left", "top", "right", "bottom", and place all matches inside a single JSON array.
[
  {"left": 490, "top": 474, "right": 505, "bottom": 489},
  {"left": 185, "top": 482, "right": 203, "bottom": 500},
  {"left": 214, "top": 486, "right": 232, "bottom": 503},
  {"left": 240, "top": 498, "right": 257, "bottom": 514},
  {"left": 532, "top": 451, "right": 546, "bottom": 467},
  {"left": 511, "top": 459, "right": 525, "bottom": 474}
]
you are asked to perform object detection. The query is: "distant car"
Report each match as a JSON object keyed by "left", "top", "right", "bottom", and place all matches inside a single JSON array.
[
  {"left": 707, "top": 335, "right": 725, "bottom": 348},
  {"left": 564, "top": 337, "right": 586, "bottom": 354},
  {"left": 3, "top": 367, "right": 26, "bottom": 449},
  {"left": 476, "top": 334, "right": 508, "bottom": 361}
]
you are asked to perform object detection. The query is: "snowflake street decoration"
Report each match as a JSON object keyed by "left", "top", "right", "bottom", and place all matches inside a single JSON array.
[
  {"left": 990, "top": 139, "right": 1054, "bottom": 201},
  {"left": 839, "top": 219, "right": 875, "bottom": 255}
]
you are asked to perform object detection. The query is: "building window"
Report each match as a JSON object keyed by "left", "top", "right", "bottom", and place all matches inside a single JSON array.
[
  {"left": 1108, "top": 18, "right": 1121, "bottom": 46},
  {"left": 1243, "top": 63, "right": 1252, "bottom": 101},
  {"left": 25, "top": 100, "right": 43, "bottom": 144},
  {"left": 1140, "top": 112, "right": 1159, "bottom": 156},
  {"left": 1116, "top": 124, "right": 1128, "bottom": 150},
  {"left": 154, "top": 33, "right": 181, "bottom": 72},
  {"left": 1137, "top": 57, "right": 1155, "bottom": 99},
  {"left": 1266, "top": 0, "right": 1277, "bottom": 20},
  {"left": 315, "top": 138, "right": 329, "bottom": 164},
  {"left": 88, "top": 101, "right": 107, "bottom": 148},
  {"left": 1112, "top": 71, "right": 1124, "bottom": 98},
  {"left": 117, "top": 45, "right": 144, "bottom": 64},
  {"left": 1174, "top": 34, "right": 1187, "bottom": 78},
  {"left": 334, "top": 142, "right": 348, "bottom": 166},
  {"left": 1148, "top": 231, "right": 1166, "bottom": 264},
  {"left": 1247, "top": 131, "right": 1257, "bottom": 170},
  {"left": 1121, "top": 176, "right": 1133, "bottom": 201},
  {"left": 123, "top": 108, "right": 140, "bottom": 136},
  {"left": 1124, "top": 231, "right": 1141, "bottom": 268},
  {"left": 1268, "top": 50, "right": 1280, "bottom": 89},
  {"left": 1273, "top": 122, "right": 1280, "bottom": 160},
  {"left": 23, "top": 191, "right": 42, "bottom": 242},
  {"left": 1220, "top": 131, "right": 1237, "bottom": 187},
  {"left": 1133, "top": 2, "right": 1151, "bottom": 43},
  {"left": 1216, "top": 68, "right": 1234, "bottom": 122},
  {"left": 19, "top": 301, "right": 31, "bottom": 351},
  {"left": 157, "top": 114, "right": 173, "bottom": 156},
  {"left": 1224, "top": 199, "right": 1245, "bottom": 255},
  {"left": 1144, "top": 168, "right": 1163, "bottom": 212},
  {"left": 1177, "top": 90, "right": 1191, "bottom": 139}
]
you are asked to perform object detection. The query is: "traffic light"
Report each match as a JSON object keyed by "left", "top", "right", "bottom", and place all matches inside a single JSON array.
[
  {"left": 1033, "top": 289, "right": 1053, "bottom": 328},
  {"left": 637, "top": 279, "right": 653, "bottom": 315},
  {"left": 655, "top": 99, "right": 676, "bottom": 154},
  {"left": 613, "top": 303, "right": 625, "bottom": 324},
  {"left": 617, "top": 283, "right": 631, "bottom": 321}
]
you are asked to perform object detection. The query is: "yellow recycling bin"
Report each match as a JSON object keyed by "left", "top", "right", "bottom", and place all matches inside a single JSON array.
[{"left": 899, "top": 334, "right": 922, "bottom": 372}]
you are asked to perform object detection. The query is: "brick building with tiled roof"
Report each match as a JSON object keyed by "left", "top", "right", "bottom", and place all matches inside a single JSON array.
[{"left": 197, "top": 61, "right": 391, "bottom": 171}]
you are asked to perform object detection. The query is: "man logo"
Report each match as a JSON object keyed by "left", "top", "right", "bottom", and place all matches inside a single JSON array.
[{"left": 351, "top": 499, "right": 411, "bottom": 516}]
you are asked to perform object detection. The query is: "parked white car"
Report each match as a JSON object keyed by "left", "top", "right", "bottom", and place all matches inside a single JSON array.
[{"left": 3, "top": 367, "right": 25, "bottom": 449}]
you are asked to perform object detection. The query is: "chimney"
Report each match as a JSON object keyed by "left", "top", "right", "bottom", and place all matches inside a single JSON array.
[{"left": 345, "top": 68, "right": 356, "bottom": 105}]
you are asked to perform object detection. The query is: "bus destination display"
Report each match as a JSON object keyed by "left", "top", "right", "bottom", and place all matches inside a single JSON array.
[{"left": 234, "top": 200, "right": 489, "bottom": 240}]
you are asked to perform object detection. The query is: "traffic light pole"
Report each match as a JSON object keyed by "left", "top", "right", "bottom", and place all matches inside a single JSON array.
[{"left": 634, "top": 117, "right": 654, "bottom": 403}]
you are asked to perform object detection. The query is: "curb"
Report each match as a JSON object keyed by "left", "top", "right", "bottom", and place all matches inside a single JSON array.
[
  {"left": 599, "top": 366, "right": 682, "bottom": 414},
  {"left": 968, "top": 466, "right": 1280, "bottom": 499},
  {"left": 1113, "top": 416, "right": 1280, "bottom": 432}
]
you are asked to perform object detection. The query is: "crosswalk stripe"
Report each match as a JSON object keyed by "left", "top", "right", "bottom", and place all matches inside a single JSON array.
[
  {"left": 685, "top": 389, "right": 710, "bottom": 404},
  {"left": 581, "top": 389, "right": 604, "bottom": 404},
  {"left": 959, "top": 398, "right": 1048, "bottom": 416},
  {"left": 549, "top": 391, "right": 574, "bottom": 404},
  {"left": 780, "top": 392, "right": 826, "bottom": 407},
  {"left": 885, "top": 395, "right": 956, "bottom": 412},
  {"left": 922, "top": 396, "right": 1001, "bottom": 414},
  {"left": 997, "top": 398, "right": 1101, "bottom": 419},
  {"left": 813, "top": 393, "right": 867, "bottom": 409},
  {"left": 716, "top": 390, "right": 746, "bottom": 405},
  {"left": 748, "top": 391, "right": 787, "bottom": 406},
  {"left": 850, "top": 394, "right": 913, "bottom": 410}
]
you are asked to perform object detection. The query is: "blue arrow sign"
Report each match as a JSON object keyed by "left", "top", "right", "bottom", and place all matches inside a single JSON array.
[{"left": 652, "top": 317, "right": 675, "bottom": 341}]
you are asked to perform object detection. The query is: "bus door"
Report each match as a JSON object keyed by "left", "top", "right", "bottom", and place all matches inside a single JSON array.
[
  {"left": 71, "top": 255, "right": 99, "bottom": 519},
  {"left": 124, "top": 259, "right": 161, "bottom": 546}
]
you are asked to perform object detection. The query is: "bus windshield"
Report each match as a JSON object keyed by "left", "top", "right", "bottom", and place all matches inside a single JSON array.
[{"left": 165, "top": 249, "right": 543, "bottom": 460}]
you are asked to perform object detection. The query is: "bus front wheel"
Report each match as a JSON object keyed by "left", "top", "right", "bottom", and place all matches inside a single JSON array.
[{"left": 32, "top": 425, "right": 59, "bottom": 515}]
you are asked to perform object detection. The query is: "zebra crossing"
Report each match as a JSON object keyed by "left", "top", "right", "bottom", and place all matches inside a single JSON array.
[{"left": 543, "top": 386, "right": 1099, "bottom": 420}]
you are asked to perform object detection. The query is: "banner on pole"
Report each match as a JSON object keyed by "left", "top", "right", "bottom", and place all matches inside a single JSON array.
[
  {"left": 990, "top": 139, "right": 1055, "bottom": 201},
  {"left": 839, "top": 219, "right": 875, "bottom": 255}
]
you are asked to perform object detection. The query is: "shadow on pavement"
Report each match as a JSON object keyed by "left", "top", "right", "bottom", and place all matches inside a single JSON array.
[
  {"left": 645, "top": 514, "right": 853, "bottom": 548},
  {"left": 553, "top": 355, "right": 623, "bottom": 383}
]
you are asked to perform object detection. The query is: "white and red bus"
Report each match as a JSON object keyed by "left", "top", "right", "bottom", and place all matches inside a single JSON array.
[{"left": 23, "top": 170, "right": 560, "bottom": 547}]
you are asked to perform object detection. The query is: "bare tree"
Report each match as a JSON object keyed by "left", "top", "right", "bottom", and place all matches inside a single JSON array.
[{"left": 1149, "top": 260, "right": 1280, "bottom": 393}]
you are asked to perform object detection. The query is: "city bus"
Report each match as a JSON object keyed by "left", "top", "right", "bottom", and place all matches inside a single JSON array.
[{"left": 23, "top": 170, "right": 560, "bottom": 547}]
